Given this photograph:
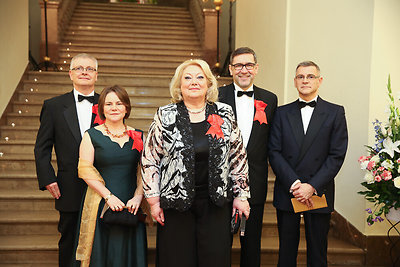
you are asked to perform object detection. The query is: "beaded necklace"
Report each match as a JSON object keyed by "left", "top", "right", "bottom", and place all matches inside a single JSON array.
[{"left": 104, "top": 123, "right": 127, "bottom": 138}]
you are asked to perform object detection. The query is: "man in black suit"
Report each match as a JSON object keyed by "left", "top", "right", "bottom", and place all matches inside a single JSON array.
[
  {"left": 219, "top": 47, "right": 277, "bottom": 267},
  {"left": 268, "top": 61, "right": 348, "bottom": 267},
  {"left": 34, "top": 53, "right": 100, "bottom": 266}
]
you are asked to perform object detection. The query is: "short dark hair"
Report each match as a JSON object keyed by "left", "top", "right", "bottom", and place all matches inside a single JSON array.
[
  {"left": 98, "top": 85, "right": 131, "bottom": 120},
  {"left": 296, "top": 61, "right": 320, "bottom": 72},
  {"left": 230, "top": 47, "right": 257, "bottom": 64}
]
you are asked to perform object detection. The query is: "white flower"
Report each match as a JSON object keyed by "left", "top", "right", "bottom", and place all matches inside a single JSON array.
[
  {"left": 364, "top": 172, "right": 375, "bottom": 184},
  {"left": 382, "top": 160, "right": 394, "bottom": 170},
  {"left": 394, "top": 176, "right": 400, "bottom": 189},
  {"left": 370, "top": 155, "right": 380, "bottom": 163},
  {"left": 379, "top": 137, "right": 400, "bottom": 158},
  {"left": 360, "top": 161, "right": 369, "bottom": 170}
]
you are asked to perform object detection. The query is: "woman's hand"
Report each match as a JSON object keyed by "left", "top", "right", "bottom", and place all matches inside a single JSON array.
[
  {"left": 233, "top": 198, "right": 250, "bottom": 220},
  {"left": 126, "top": 195, "right": 143, "bottom": 214},
  {"left": 145, "top": 197, "right": 165, "bottom": 226},
  {"left": 106, "top": 195, "right": 125, "bottom": 212}
]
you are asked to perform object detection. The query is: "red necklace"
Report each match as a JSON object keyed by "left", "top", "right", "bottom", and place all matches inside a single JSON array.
[{"left": 104, "top": 123, "right": 127, "bottom": 138}]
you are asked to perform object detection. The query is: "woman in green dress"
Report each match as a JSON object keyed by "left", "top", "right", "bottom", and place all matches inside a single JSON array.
[{"left": 74, "top": 85, "right": 147, "bottom": 267}]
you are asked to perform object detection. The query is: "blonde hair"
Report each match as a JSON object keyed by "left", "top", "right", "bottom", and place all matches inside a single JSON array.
[
  {"left": 169, "top": 59, "right": 218, "bottom": 103},
  {"left": 70, "top": 53, "right": 98, "bottom": 70}
]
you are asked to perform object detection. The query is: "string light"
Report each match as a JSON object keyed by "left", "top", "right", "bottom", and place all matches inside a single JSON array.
[
  {"left": 39, "top": 70, "right": 42, "bottom": 72},
  {"left": 60, "top": 67, "right": 63, "bottom": 70},
  {"left": 4, "top": 137, "right": 9, "bottom": 142},
  {"left": 18, "top": 110, "right": 22, "bottom": 114},
  {"left": 69, "top": 42, "right": 72, "bottom": 45},
  {"left": 0, "top": 152, "right": 3, "bottom": 157},
  {"left": 34, "top": 78, "right": 37, "bottom": 82},
  {"left": 67, "top": 54, "right": 70, "bottom": 57},
  {"left": 63, "top": 61, "right": 67, "bottom": 63},
  {"left": 11, "top": 123, "right": 15, "bottom": 127},
  {"left": 30, "top": 88, "right": 34, "bottom": 92},
  {"left": 25, "top": 99, "right": 29, "bottom": 103},
  {"left": 67, "top": 48, "right": 70, "bottom": 51}
]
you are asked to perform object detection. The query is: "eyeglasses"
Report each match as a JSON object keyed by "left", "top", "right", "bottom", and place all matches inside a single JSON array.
[
  {"left": 295, "top": 74, "right": 320, "bottom": 81},
  {"left": 231, "top": 63, "right": 256, "bottom": 71},
  {"left": 71, "top": 66, "right": 97, "bottom": 73}
]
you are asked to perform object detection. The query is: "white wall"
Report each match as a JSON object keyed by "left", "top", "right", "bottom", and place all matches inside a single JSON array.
[
  {"left": 235, "top": 0, "right": 286, "bottom": 102},
  {"left": 0, "top": 0, "right": 29, "bottom": 116},
  {"left": 235, "top": 0, "right": 400, "bottom": 235}
]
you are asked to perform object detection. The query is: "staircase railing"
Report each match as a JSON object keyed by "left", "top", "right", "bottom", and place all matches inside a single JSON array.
[
  {"left": 39, "top": 0, "right": 79, "bottom": 65},
  {"left": 189, "top": 0, "right": 217, "bottom": 68}
]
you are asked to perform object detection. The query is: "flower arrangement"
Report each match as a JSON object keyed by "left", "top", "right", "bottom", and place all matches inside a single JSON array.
[{"left": 358, "top": 76, "right": 400, "bottom": 225}]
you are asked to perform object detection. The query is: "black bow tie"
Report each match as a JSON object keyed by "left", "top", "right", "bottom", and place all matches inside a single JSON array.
[
  {"left": 78, "top": 94, "right": 95, "bottom": 103},
  {"left": 298, "top": 100, "right": 316, "bottom": 109},
  {"left": 237, "top": 90, "right": 254, "bottom": 97}
]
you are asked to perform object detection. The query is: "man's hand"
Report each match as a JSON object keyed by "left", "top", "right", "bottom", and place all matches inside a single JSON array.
[
  {"left": 292, "top": 183, "right": 315, "bottom": 207},
  {"left": 45, "top": 182, "right": 61, "bottom": 199}
]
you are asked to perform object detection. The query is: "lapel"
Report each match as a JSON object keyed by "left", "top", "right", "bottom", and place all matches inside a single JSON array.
[
  {"left": 222, "top": 84, "right": 237, "bottom": 119},
  {"left": 297, "top": 97, "right": 328, "bottom": 163},
  {"left": 287, "top": 100, "right": 305, "bottom": 149},
  {"left": 246, "top": 86, "right": 263, "bottom": 154},
  {"left": 90, "top": 93, "right": 100, "bottom": 126},
  {"left": 63, "top": 91, "right": 82, "bottom": 144}
]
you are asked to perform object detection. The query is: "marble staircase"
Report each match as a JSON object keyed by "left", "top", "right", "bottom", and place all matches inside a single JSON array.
[{"left": 0, "top": 1, "right": 365, "bottom": 266}]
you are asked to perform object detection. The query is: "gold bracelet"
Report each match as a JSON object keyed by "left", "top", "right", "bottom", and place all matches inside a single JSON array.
[{"left": 104, "top": 193, "right": 113, "bottom": 203}]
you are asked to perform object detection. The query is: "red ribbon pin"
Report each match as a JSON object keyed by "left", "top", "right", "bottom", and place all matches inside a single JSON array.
[
  {"left": 92, "top": 104, "right": 105, "bottom": 125},
  {"left": 127, "top": 130, "right": 143, "bottom": 152},
  {"left": 254, "top": 100, "right": 268, "bottom": 125},
  {"left": 206, "top": 114, "right": 224, "bottom": 140}
]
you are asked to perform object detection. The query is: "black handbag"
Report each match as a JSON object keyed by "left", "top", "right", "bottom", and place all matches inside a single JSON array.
[{"left": 102, "top": 208, "right": 146, "bottom": 227}]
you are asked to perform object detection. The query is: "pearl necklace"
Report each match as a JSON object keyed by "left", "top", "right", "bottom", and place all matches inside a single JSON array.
[
  {"left": 187, "top": 104, "right": 206, "bottom": 114},
  {"left": 104, "top": 123, "right": 127, "bottom": 138}
]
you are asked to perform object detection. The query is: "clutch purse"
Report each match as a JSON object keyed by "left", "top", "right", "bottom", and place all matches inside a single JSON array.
[
  {"left": 231, "top": 209, "right": 240, "bottom": 234},
  {"left": 101, "top": 206, "right": 146, "bottom": 227}
]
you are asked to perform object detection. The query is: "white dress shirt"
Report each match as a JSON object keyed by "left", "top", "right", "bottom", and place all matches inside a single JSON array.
[
  {"left": 73, "top": 89, "right": 94, "bottom": 137},
  {"left": 234, "top": 83, "right": 254, "bottom": 147},
  {"left": 299, "top": 96, "right": 318, "bottom": 134}
]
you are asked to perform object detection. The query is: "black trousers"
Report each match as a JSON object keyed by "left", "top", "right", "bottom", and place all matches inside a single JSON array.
[
  {"left": 156, "top": 198, "right": 231, "bottom": 267},
  {"left": 239, "top": 203, "right": 264, "bottom": 267},
  {"left": 276, "top": 209, "right": 331, "bottom": 267},
  {"left": 58, "top": 211, "right": 79, "bottom": 267}
]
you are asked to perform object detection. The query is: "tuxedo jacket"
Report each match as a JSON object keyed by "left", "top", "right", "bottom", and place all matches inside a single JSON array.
[
  {"left": 268, "top": 97, "right": 348, "bottom": 213},
  {"left": 34, "top": 91, "right": 99, "bottom": 212},
  {"left": 219, "top": 83, "right": 278, "bottom": 205}
]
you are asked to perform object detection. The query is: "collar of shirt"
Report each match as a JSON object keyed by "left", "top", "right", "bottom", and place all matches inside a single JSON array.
[
  {"left": 234, "top": 83, "right": 254, "bottom": 96},
  {"left": 73, "top": 88, "right": 95, "bottom": 102},
  {"left": 298, "top": 95, "right": 318, "bottom": 104}
]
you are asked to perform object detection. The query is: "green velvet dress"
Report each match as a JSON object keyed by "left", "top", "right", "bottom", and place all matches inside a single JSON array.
[{"left": 75, "top": 127, "right": 147, "bottom": 267}]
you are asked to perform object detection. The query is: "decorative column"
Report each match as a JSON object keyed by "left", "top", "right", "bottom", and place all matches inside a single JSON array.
[
  {"left": 203, "top": 8, "right": 218, "bottom": 68},
  {"left": 39, "top": 0, "right": 60, "bottom": 63}
]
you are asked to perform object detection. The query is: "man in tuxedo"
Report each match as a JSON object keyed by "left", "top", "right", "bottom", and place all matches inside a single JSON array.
[
  {"left": 219, "top": 47, "right": 277, "bottom": 267},
  {"left": 34, "top": 53, "right": 100, "bottom": 266},
  {"left": 268, "top": 61, "right": 348, "bottom": 267}
]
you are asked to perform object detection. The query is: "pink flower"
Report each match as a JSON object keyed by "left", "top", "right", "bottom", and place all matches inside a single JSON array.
[
  {"left": 374, "top": 175, "right": 382, "bottom": 182},
  {"left": 397, "top": 159, "right": 400, "bottom": 163},
  {"left": 367, "top": 161, "right": 376, "bottom": 170},
  {"left": 358, "top": 156, "right": 370, "bottom": 163},
  {"left": 381, "top": 170, "right": 392, "bottom": 181},
  {"left": 377, "top": 167, "right": 385, "bottom": 172}
]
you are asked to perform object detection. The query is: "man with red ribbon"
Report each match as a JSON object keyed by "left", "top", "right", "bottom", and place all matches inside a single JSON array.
[
  {"left": 219, "top": 47, "right": 278, "bottom": 267},
  {"left": 34, "top": 54, "right": 101, "bottom": 267}
]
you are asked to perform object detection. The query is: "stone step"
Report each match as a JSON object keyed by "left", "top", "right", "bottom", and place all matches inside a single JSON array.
[
  {"left": 26, "top": 71, "right": 172, "bottom": 85},
  {"left": 61, "top": 41, "right": 201, "bottom": 52},
  {"left": 0, "top": 125, "right": 40, "bottom": 139},
  {"left": 77, "top": 2, "right": 187, "bottom": 13},
  {"left": 56, "top": 63, "right": 176, "bottom": 75},
  {"left": 0, "top": 210, "right": 59, "bottom": 235},
  {"left": 74, "top": 5, "right": 190, "bottom": 18},
  {"left": 59, "top": 50, "right": 198, "bottom": 63},
  {"left": 23, "top": 81, "right": 171, "bottom": 94},
  {"left": 64, "top": 35, "right": 200, "bottom": 46},
  {"left": 67, "top": 24, "right": 197, "bottom": 36},
  {"left": 58, "top": 55, "right": 185, "bottom": 68},
  {"left": 65, "top": 29, "right": 197, "bottom": 40},
  {"left": 71, "top": 13, "right": 193, "bottom": 27},
  {"left": 0, "top": 189, "right": 53, "bottom": 211},
  {"left": 0, "top": 171, "right": 38, "bottom": 190},
  {"left": 0, "top": 235, "right": 58, "bottom": 264},
  {"left": 59, "top": 46, "right": 201, "bottom": 58},
  {"left": 12, "top": 102, "right": 159, "bottom": 117},
  {"left": 5, "top": 114, "right": 153, "bottom": 130}
]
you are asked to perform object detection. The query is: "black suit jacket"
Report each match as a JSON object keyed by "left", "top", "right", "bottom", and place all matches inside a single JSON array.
[
  {"left": 268, "top": 97, "right": 348, "bottom": 213},
  {"left": 34, "top": 91, "right": 99, "bottom": 212},
  {"left": 219, "top": 83, "right": 277, "bottom": 205}
]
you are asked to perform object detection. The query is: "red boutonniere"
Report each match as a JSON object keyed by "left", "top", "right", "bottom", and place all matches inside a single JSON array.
[
  {"left": 127, "top": 130, "right": 143, "bottom": 152},
  {"left": 254, "top": 100, "right": 268, "bottom": 125},
  {"left": 92, "top": 104, "right": 105, "bottom": 125},
  {"left": 206, "top": 114, "right": 224, "bottom": 140}
]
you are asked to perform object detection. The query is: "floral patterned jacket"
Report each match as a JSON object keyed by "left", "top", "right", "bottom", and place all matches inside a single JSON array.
[{"left": 141, "top": 101, "right": 250, "bottom": 211}]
